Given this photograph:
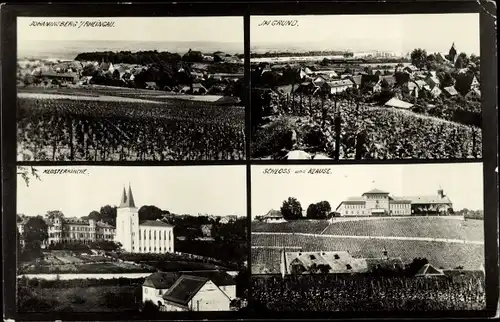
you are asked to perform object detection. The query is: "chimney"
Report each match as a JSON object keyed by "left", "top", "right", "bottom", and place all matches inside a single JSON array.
[{"left": 438, "top": 189, "right": 444, "bottom": 198}]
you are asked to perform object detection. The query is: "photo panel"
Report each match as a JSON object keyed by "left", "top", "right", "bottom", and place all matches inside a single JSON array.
[
  {"left": 250, "top": 14, "right": 481, "bottom": 161},
  {"left": 251, "top": 163, "right": 485, "bottom": 312},
  {"left": 16, "top": 165, "right": 248, "bottom": 312},
  {"left": 17, "top": 16, "right": 245, "bottom": 161}
]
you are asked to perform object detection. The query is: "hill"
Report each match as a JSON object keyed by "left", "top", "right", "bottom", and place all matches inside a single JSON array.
[{"left": 251, "top": 217, "right": 484, "bottom": 273}]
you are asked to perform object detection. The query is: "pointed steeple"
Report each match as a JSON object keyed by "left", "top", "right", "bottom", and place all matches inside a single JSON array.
[
  {"left": 119, "top": 184, "right": 136, "bottom": 208},
  {"left": 127, "top": 183, "right": 136, "bottom": 208},
  {"left": 119, "top": 186, "right": 128, "bottom": 208}
]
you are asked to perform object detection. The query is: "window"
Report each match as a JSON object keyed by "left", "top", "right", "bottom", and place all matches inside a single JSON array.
[
  {"left": 154, "top": 231, "right": 156, "bottom": 240},
  {"left": 334, "top": 254, "right": 340, "bottom": 260},
  {"left": 149, "top": 230, "right": 151, "bottom": 240},
  {"left": 310, "top": 255, "right": 316, "bottom": 260},
  {"left": 346, "top": 264, "right": 352, "bottom": 270},
  {"left": 145, "top": 288, "right": 148, "bottom": 294}
]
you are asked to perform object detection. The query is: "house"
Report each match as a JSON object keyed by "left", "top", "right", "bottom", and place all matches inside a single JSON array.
[
  {"left": 312, "top": 74, "right": 331, "bottom": 86},
  {"left": 360, "top": 74, "right": 381, "bottom": 90},
  {"left": 443, "top": 86, "right": 459, "bottom": 97},
  {"left": 36, "top": 71, "right": 79, "bottom": 84},
  {"left": 142, "top": 270, "right": 236, "bottom": 311},
  {"left": 465, "top": 88, "right": 481, "bottom": 100},
  {"left": 99, "top": 61, "right": 114, "bottom": 73},
  {"left": 281, "top": 250, "right": 403, "bottom": 276},
  {"left": 200, "top": 224, "right": 212, "bottom": 237},
  {"left": 415, "top": 264, "right": 445, "bottom": 277},
  {"left": 403, "top": 65, "right": 419, "bottom": 74},
  {"left": 314, "top": 69, "right": 338, "bottom": 78},
  {"left": 295, "top": 81, "right": 320, "bottom": 95},
  {"left": 192, "top": 83, "right": 208, "bottom": 95},
  {"left": 425, "top": 75, "right": 441, "bottom": 89},
  {"left": 321, "top": 79, "right": 354, "bottom": 94},
  {"left": 454, "top": 72, "right": 480, "bottom": 95},
  {"left": 145, "top": 82, "right": 159, "bottom": 90},
  {"left": 261, "top": 209, "right": 285, "bottom": 223},
  {"left": 427, "top": 86, "right": 442, "bottom": 98},
  {"left": 384, "top": 97, "right": 414, "bottom": 110},
  {"left": 219, "top": 215, "right": 238, "bottom": 224}
]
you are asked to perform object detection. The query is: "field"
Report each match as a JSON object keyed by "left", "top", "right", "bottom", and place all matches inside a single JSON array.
[
  {"left": 251, "top": 220, "right": 330, "bottom": 234},
  {"left": 17, "top": 86, "right": 245, "bottom": 161},
  {"left": 253, "top": 217, "right": 484, "bottom": 241},
  {"left": 251, "top": 273, "right": 485, "bottom": 311},
  {"left": 251, "top": 94, "right": 481, "bottom": 160},
  {"left": 17, "top": 278, "right": 143, "bottom": 312},
  {"left": 19, "top": 250, "right": 151, "bottom": 274},
  {"left": 251, "top": 217, "right": 484, "bottom": 274}
]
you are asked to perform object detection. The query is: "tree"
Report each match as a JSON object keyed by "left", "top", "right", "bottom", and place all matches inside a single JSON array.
[
  {"left": 405, "top": 257, "right": 429, "bottom": 276},
  {"left": 22, "top": 216, "right": 48, "bottom": 253},
  {"left": 17, "top": 166, "right": 41, "bottom": 187},
  {"left": 316, "top": 201, "right": 331, "bottom": 218},
  {"left": 280, "top": 197, "right": 303, "bottom": 220},
  {"left": 141, "top": 300, "right": 160, "bottom": 313},
  {"left": 99, "top": 205, "right": 117, "bottom": 226},
  {"left": 88, "top": 211, "right": 101, "bottom": 221},
  {"left": 306, "top": 203, "right": 319, "bottom": 219},
  {"left": 46, "top": 210, "right": 64, "bottom": 220},
  {"left": 380, "top": 78, "right": 390, "bottom": 90},
  {"left": 410, "top": 48, "right": 427, "bottom": 69},
  {"left": 138, "top": 205, "right": 164, "bottom": 222}
]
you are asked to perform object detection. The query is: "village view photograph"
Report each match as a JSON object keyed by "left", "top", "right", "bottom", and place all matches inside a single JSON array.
[
  {"left": 17, "top": 16, "right": 245, "bottom": 161},
  {"left": 16, "top": 166, "right": 248, "bottom": 312},
  {"left": 250, "top": 163, "right": 485, "bottom": 311},
  {"left": 250, "top": 14, "right": 482, "bottom": 160}
]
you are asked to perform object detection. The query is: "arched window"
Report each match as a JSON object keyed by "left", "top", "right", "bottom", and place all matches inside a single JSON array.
[{"left": 149, "top": 230, "right": 151, "bottom": 240}]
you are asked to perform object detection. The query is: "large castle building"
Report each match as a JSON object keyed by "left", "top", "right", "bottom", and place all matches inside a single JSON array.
[
  {"left": 47, "top": 216, "right": 115, "bottom": 245},
  {"left": 115, "top": 185, "right": 175, "bottom": 253},
  {"left": 335, "top": 188, "right": 453, "bottom": 217}
]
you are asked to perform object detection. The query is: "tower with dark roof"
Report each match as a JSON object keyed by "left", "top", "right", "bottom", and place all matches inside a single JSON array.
[{"left": 116, "top": 184, "right": 139, "bottom": 252}]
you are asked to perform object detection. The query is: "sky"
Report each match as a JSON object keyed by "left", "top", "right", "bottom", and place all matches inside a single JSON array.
[
  {"left": 251, "top": 13, "right": 480, "bottom": 55},
  {"left": 251, "top": 163, "right": 484, "bottom": 217},
  {"left": 18, "top": 16, "right": 243, "bottom": 43},
  {"left": 17, "top": 166, "right": 246, "bottom": 218}
]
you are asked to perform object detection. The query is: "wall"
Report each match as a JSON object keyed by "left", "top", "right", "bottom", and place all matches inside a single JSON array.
[
  {"left": 189, "top": 280, "right": 230, "bottom": 311},
  {"left": 138, "top": 226, "right": 174, "bottom": 254},
  {"left": 389, "top": 203, "right": 412, "bottom": 216},
  {"left": 219, "top": 285, "right": 236, "bottom": 300},
  {"left": 142, "top": 285, "right": 166, "bottom": 305},
  {"left": 365, "top": 194, "right": 390, "bottom": 212}
]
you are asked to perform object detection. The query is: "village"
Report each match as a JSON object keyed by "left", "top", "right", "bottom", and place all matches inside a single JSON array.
[
  {"left": 17, "top": 50, "right": 245, "bottom": 97},
  {"left": 252, "top": 43, "right": 480, "bottom": 110}
]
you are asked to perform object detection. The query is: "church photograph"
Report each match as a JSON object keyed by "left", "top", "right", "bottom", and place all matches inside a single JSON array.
[
  {"left": 251, "top": 163, "right": 486, "bottom": 311},
  {"left": 16, "top": 165, "right": 248, "bottom": 313}
]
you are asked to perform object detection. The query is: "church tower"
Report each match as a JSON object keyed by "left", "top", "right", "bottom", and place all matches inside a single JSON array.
[
  {"left": 115, "top": 184, "right": 139, "bottom": 252},
  {"left": 448, "top": 43, "right": 457, "bottom": 63}
]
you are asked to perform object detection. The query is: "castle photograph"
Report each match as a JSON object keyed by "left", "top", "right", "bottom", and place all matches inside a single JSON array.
[
  {"left": 16, "top": 165, "right": 248, "bottom": 312},
  {"left": 251, "top": 163, "right": 485, "bottom": 311}
]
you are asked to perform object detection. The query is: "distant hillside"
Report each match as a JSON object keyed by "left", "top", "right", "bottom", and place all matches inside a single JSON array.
[{"left": 251, "top": 216, "right": 485, "bottom": 273}]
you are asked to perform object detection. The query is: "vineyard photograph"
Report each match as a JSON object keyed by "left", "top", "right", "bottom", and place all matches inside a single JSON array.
[
  {"left": 250, "top": 13, "right": 481, "bottom": 160},
  {"left": 250, "top": 163, "right": 485, "bottom": 311},
  {"left": 17, "top": 16, "right": 245, "bottom": 161}
]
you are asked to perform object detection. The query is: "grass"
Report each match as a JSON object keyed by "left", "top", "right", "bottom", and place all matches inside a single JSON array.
[
  {"left": 252, "top": 220, "right": 330, "bottom": 234},
  {"left": 18, "top": 284, "right": 141, "bottom": 312}
]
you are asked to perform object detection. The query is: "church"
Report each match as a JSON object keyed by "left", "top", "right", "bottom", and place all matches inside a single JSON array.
[{"left": 115, "top": 185, "right": 175, "bottom": 253}]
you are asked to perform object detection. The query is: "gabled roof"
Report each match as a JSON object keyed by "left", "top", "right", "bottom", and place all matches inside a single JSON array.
[
  {"left": 402, "top": 195, "right": 452, "bottom": 204},
  {"left": 179, "top": 270, "right": 236, "bottom": 286},
  {"left": 363, "top": 188, "right": 390, "bottom": 195},
  {"left": 384, "top": 97, "right": 414, "bottom": 109},
  {"left": 140, "top": 220, "right": 174, "bottom": 227},
  {"left": 263, "top": 209, "right": 283, "bottom": 219},
  {"left": 162, "top": 275, "right": 209, "bottom": 305},
  {"left": 143, "top": 272, "right": 181, "bottom": 289},
  {"left": 443, "top": 86, "right": 459, "bottom": 96},
  {"left": 324, "top": 79, "right": 354, "bottom": 88},
  {"left": 416, "top": 263, "right": 445, "bottom": 276}
]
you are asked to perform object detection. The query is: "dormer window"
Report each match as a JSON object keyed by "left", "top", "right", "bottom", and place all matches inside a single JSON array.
[
  {"left": 309, "top": 255, "right": 316, "bottom": 260},
  {"left": 334, "top": 254, "right": 340, "bottom": 260},
  {"left": 346, "top": 264, "right": 352, "bottom": 270}
]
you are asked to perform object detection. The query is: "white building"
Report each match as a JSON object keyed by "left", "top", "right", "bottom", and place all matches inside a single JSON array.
[
  {"left": 142, "top": 270, "right": 236, "bottom": 311},
  {"left": 115, "top": 185, "right": 174, "bottom": 253}
]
